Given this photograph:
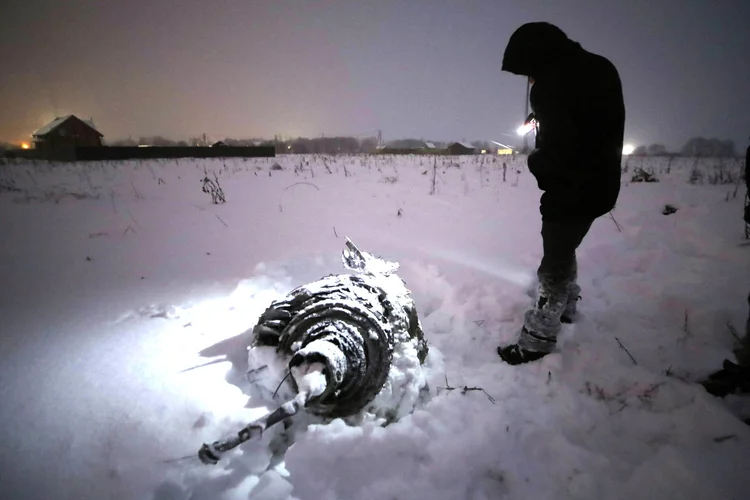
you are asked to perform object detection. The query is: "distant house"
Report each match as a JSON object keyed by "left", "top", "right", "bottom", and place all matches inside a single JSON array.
[
  {"left": 32, "top": 115, "right": 103, "bottom": 152},
  {"left": 211, "top": 141, "right": 228, "bottom": 147},
  {"left": 447, "top": 142, "right": 475, "bottom": 155},
  {"left": 423, "top": 141, "right": 437, "bottom": 150},
  {"left": 493, "top": 142, "right": 516, "bottom": 155}
]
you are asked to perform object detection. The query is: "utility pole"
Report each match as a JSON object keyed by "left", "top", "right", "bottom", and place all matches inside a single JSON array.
[{"left": 377, "top": 129, "right": 382, "bottom": 149}]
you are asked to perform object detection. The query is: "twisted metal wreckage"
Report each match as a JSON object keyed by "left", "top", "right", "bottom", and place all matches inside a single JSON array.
[{"left": 198, "top": 239, "right": 430, "bottom": 465}]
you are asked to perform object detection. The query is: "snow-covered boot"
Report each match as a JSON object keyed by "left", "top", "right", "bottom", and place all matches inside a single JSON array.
[
  {"left": 700, "top": 359, "right": 750, "bottom": 397},
  {"left": 561, "top": 283, "right": 582, "bottom": 324},
  {"left": 499, "top": 306, "right": 560, "bottom": 365},
  {"left": 497, "top": 336, "right": 550, "bottom": 365},
  {"left": 521, "top": 292, "right": 565, "bottom": 343}
]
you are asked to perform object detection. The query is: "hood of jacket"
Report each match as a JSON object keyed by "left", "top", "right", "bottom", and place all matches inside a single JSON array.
[{"left": 501, "top": 22, "right": 581, "bottom": 79}]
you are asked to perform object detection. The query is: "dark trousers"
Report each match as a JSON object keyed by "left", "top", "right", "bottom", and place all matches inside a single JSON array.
[{"left": 519, "top": 217, "right": 595, "bottom": 352}]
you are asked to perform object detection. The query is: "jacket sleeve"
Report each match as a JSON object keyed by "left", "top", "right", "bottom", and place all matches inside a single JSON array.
[{"left": 527, "top": 81, "right": 580, "bottom": 183}]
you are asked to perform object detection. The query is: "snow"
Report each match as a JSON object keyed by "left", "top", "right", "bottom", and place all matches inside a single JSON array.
[
  {"left": 368, "top": 333, "right": 429, "bottom": 422},
  {"left": 32, "top": 115, "right": 102, "bottom": 137},
  {"left": 290, "top": 362, "right": 328, "bottom": 399},
  {"left": 0, "top": 153, "right": 749, "bottom": 500}
]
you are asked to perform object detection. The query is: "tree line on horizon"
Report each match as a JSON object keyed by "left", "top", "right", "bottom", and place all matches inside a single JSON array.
[
  {"left": 631, "top": 137, "right": 739, "bottom": 158},
  {"left": 1, "top": 135, "right": 743, "bottom": 158},
  {"left": 102, "top": 135, "right": 495, "bottom": 154}
]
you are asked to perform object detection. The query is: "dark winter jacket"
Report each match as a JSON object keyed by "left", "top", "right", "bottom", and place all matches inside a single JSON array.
[
  {"left": 502, "top": 23, "right": 625, "bottom": 220},
  {"left": 745, "top": 145, "right": 749, "bottom": 224}
]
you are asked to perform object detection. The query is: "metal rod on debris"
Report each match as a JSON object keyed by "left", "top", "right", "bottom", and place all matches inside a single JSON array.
[{"left": 198, "top": 394, "right": 309, "bottom": 465}]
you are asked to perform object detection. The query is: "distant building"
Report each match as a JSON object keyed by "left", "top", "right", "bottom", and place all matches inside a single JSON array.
[
  {"left": 32, "top": 115, "right": 103, "bottom": 152},
  {"left": 211, "top": 141, "right": 228, "bottom": 147},
  {"left": 423, "top": 141, "right": 437, "bottom": 150},
  {"left": 493, "top": 142, "right": 516, "bottom": 155},
  {"left": 447, "top": 142, "right": 475, "bottom": 155}
]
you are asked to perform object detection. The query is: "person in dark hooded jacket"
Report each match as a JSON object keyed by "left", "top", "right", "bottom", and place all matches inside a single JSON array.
[
  {"left": 698, "top": 139, "right": 750, "bottom": 404},
  {"left": 497, "top": 22, "right": 625, "bottom": 365},
  {"left": 739, "top": 138, "right": 750, "bottom": 358},
  {"left": 746, "top": 139, "right": 749, "bottom": 344}
]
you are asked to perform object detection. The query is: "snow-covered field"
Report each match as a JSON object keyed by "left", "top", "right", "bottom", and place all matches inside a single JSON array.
[{"left": 0, "top": 153, "right": 748, "bottom": 500}]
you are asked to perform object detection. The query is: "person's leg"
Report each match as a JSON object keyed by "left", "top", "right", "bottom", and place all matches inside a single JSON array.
[
  {"left": 738, "top": 290, "right": 750, "bottom": 365},
  {"left": 699, "top": 290, "right": 750, "bottom": 396},
  {"left": 499, "top": 217, "right": 593, "bottom": 364},
  {"left": 525, "top": 253, "right": 582, "bottom": 323},
  {"left": 521, "top": 219, "right": 591, "bottom": 350},
  {"left": 562, "top": 280, "right": 582, "bottom": 323}
]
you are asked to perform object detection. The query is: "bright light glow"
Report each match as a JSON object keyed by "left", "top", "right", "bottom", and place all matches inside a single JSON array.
[
  {"left": 516, "top": 122, "right": 534, "bottom": 136},
  {"left": 622, "top": 144, "right": 635, "bottom": 155},
  {"left": 153, "top": 277, "right": 291, "bottom": 413},
  {"left": 21, "top": 143, "right": 30, "bottom": 149}
]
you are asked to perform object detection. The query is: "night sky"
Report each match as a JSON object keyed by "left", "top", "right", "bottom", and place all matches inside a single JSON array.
[{"left": 2, "top": 0, "right": 749, "bottom": 151}]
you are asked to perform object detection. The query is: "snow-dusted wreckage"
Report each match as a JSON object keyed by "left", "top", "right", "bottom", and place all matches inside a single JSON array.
[{"left": 198, "top": 239, "right": 430, "bottom": 464}]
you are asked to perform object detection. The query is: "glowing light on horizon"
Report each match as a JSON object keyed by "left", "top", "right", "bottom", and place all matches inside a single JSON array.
[{"left": 623, "top": 144, "right": 635, "bottom": 155}]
